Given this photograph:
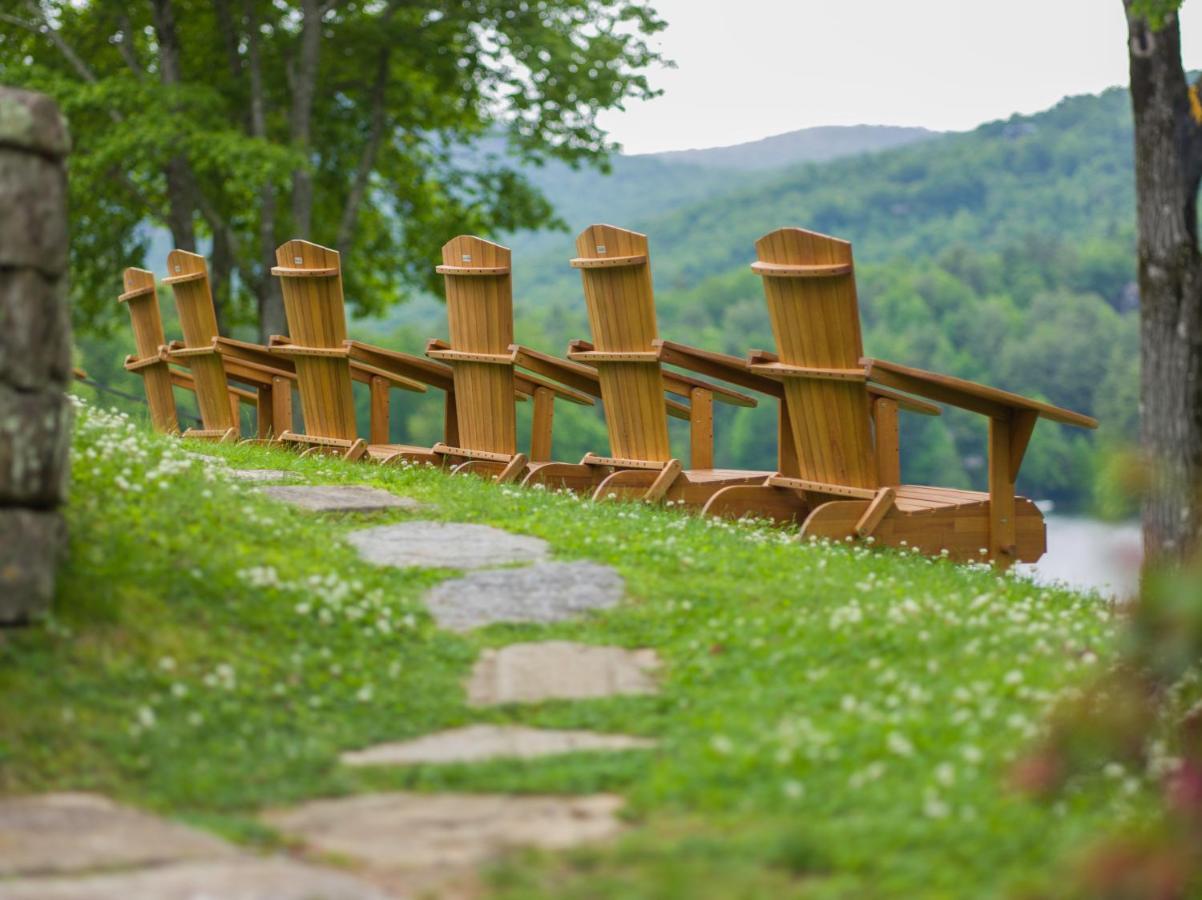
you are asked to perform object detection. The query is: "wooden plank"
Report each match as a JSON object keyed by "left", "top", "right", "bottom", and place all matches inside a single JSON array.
[
  {"left": 370, "top": 375, "right": 390, "bottom": 445},
  {"left": 689, "top": 387, "right": 714, "bottom": 470},
  {"left": 767, "top": 474, "right": 877, "bottom": 499},
  {"left": 531, "top": 386, "right": 554, "bottom": 462},
  {"left": 580, "top": 453, "right": 666, "bottom": 471},
  {"left": 988, "top": 414, "right": 1017, "bottom": 570},
  {"left": 1010, "top": 408, "right": 1039, "bottom": 473},
  {"left": 855, "top": 487, "right": 896, "bottom": 538},
  {"left": 271, "top": 375, "right": 293, "bottom": 438},
  {"left": 643, "top": 458, "right": 682, "bottom": 502},
  {"left": 864, "top": 357, "right": 1098, "bottom": 428},
  {"left": 496, "top": 452, "right": 529, "bottom": 484},
  {"left": 655, "top": 339, "right": 784, "bottom": 398},
  {"left": 751, "top": 261, "right": 853, "bottom": 278},
  {"left": 748, "top": 362, "right": 868, "bottom": 382},
  {"left": 569, "top": 254, "right": 647, "bottom": 268},
  {"left": 873, "top": 396, "right": 901, "bottom": 486}
]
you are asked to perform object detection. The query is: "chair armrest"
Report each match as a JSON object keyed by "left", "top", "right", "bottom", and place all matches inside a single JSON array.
[
  {"left": 514, "top": 370, "right": 595, "bottom": 406},
  {"left": 511, "top": 344, "right": 603, "bottom": 398},
  {"left": 348, "top": 340, "right": 453, "bottom": 392},
  {"left": 658, "top": 340, "right": 783, "bottom": 399},
  {"left": 862, "top": 357, "right": 1097, "bottom": 428}
]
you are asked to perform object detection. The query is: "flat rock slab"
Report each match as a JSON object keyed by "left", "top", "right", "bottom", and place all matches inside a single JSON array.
[
  {"left": 423, "top": 561, "right": 624, "bottom": 631},
  {"left": 260, "top": 485, "right": 424, "bottom": 513},
  {"left": 348, "top": 522, "right": 548, "bottom": 570},
  {"left": 181, "top": 450, "right": 227, "bottom": 465},
  {"left": 0, "top": 858, "right": 394, "bottom": 900},
  {"left": 263, "top": 792, "right": 624, "bottom": 872},
  {"left": 466, "top": 641, "right": 661, "bottom": 706},
  {"left": 222, "top": 468, "right": 302, "bottom": 483},
  {"left": 0, "top": 793, "right": 236, "bottom": 877},
  {"left": 341, "top": 724, "right": 656, "bottom": 767}
]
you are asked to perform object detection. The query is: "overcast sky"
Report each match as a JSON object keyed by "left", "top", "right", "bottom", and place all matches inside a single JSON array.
[{"left": 598, "top": 0, "right": 1202, "bottom": 154}]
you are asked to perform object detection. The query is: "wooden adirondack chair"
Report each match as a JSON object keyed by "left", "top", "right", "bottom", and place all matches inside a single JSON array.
[
  {"left": 269, "top": 239, "right": 465, "bottom": 463},
  {"left": 119, "top": 267, "right": 255, "bottom": 435},
  {"left": 703, "top": 227, "right": 1098, "bottom": 568},
  {"left": 426, "top": 235, "right": 595, "bottom": 483},
  {"left": 520, "top": 224, "right": 770, "bottom": 506},
  {"left": 161, "top": 249, "right": 280, "bottom": 442}
]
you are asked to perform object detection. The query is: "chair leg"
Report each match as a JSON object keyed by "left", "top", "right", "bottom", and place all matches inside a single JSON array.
[{"left": 496, "top": 453, "right": 528, "bottom": 485}]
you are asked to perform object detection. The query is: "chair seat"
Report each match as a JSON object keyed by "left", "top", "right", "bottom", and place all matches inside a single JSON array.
[
  {"left": 893, "top": 485, "right": 994, "bottom": 513},
  {"left": 366, "top": 443, "right": 436, "bottom": 461},
  {"left": 682, "top": 468, "right": 775, "bottom": 485}
]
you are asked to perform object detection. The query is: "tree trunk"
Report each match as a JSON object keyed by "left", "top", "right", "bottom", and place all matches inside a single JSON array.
[
  {"left": 245, "top": 0, "right": 286, "bottom": 341},
  {"left": 1126, "top": 2, "right": 1202, "bottom": 563},
  {"left": 150, "top": 0, "right": 197, "bottom": 252},
  {"left": 289, "top": 0, "right": 322, "bottom": 239}
]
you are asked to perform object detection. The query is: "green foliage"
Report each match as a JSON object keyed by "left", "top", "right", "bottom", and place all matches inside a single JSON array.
[
  {"left": 1130, "top": 0, "right": 1186, "bottom": 29},
  {"left": 0, "top": 0, "right": 667, "bottom": 334},
  {"left": 0, "top": 404, "right": 1161, "bottom": 895}
]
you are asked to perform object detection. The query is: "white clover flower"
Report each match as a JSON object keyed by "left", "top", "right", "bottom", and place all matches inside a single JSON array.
[
  {"left": 137, "top": 706, "right": 156, "bottom": 728},
  {"left": 961, "top": 745, "right": 983, "bottom": 765},
  {"left": 934, "top": 763, "right": 956, "bottom": 786},
  {"left": 887, "top": 732, "right": 914, "bottom": 757},
  {"left": 710, "top": 735, "right": 734, "bottom": 755},
  {"left": 782, "top": 780, "right": 804, "bottom": 799},
  {"left": 356, "top": 685, "right": 374, "bottom": 703}
]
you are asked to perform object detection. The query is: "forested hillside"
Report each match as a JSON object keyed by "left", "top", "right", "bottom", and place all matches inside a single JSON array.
[{"left": 645, "top": 123, "right": 938, "bottom": 170}]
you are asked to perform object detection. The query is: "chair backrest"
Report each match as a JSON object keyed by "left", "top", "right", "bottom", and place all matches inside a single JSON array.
[
  {"left": 571, "top": 224, "right": 671, "bottom": 462},
  {"left": 273, "top": 240, "right": 357, "bottom": 442},
  {"left": 436, "top": 236, "right": 518, "bottom": 455},
  {"left": 754, "top": 227, "right": 877, "bottom": 489},
  {"left": 120, "top": 267, "right": 178, "bottom": 433},
  {"left": 163, "top": 249, "right": 237, "bottom": 433}
]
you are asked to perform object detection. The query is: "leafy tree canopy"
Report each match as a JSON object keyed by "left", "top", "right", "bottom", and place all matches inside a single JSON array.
[{"left": 0, "top": 0, "right": 667, "bottom": 336}]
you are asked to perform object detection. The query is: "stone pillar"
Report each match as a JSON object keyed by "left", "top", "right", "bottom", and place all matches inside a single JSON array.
[{"left": 0, "top": 87, "right": 73, "bottom": 622}]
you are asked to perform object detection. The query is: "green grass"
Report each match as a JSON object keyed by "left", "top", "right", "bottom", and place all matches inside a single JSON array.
[{"left": 0, "top": 400, "right": 1158, "bottom": 897}]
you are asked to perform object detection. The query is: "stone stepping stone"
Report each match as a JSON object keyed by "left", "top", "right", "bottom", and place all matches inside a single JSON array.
[
  {"left": 182, "top": 450, "right": 227, "bottom": 465},
  {"left": 0, "top": 857, "right": 393, "bottom": 900},
  {"left": 263, "top": 792, "right": 624, "bottom": 874},
  {"left": 466, "top": 641, "right": 661, "bottom": 706},
  {"left": 260, "top": 484, "right": 424, "bottom": 513},
  {"left": 222, "top": 468, "right": 302, "bottom": 483},
  {"left": 0, "top": 793, "right": 236, "bottom": 878},
  {"left": 340, "top": 724, "right": 656, "bottom": 767},
  {"left": 348, "top": 521, "right": 548, "bottom": 570},
  {"left": 422, "top": 561, "right": 624, "bottom": 631}
]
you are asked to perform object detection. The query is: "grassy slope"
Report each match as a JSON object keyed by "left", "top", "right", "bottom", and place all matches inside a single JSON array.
[{"left": 0, "top": 403, "right": 1153, "bottom": 897}]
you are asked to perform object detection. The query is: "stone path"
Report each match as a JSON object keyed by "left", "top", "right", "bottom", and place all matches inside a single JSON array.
[
  {"left": 341, "top": 724, "right": 655, "bottom": 767},
  {"left": 348, "top": 521, "right": 549, "bottom": 570},
  {"left": 0, "top": 794, "right": 388, "bottom": 899},
  {"left": 8, "top": 488, "right": 667, "bottom": 897},
  {"left": 423, "top": 561, "right": 625, "bottom": 631},
  {"left": 263, "top": 792, "right": 624, "bottom": 889},
  {"left": 467, "top": 641, "right": 662, "bottom": 706},
  {"left": 221, "top": 468, "right": 302, "bottom": 483},
  {"left": 260, "top": 484, "right": 425, "bottom": 513}
]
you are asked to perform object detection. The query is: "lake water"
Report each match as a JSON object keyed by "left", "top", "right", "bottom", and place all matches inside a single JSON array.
[{"left": 1017, "top": 516, "right": 1143, "bottom": 599}]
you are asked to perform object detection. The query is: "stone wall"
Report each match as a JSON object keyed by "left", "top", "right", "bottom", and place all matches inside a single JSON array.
[{"left": 0, "top": 87, "right": 73, "bottom": 622}]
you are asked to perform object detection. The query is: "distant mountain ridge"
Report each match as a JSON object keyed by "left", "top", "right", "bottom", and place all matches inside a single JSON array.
[{"left": 640, "top": 124, "right": 940, "bottom": 171}]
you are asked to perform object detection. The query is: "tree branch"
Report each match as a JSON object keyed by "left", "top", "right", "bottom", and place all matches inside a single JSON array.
[{"left": 337, "top": 50, "right": 390, "bottom": 249}]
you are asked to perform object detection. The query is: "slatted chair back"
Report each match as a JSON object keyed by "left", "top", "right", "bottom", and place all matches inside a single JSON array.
[
  {"left": 435, "top": 236, "right": 517, "bottom": 456},
  {"left": 162, "top": 250, "right": 238, "bottom": 436},
  {"left": 753, "top": 227, "right": 878, "bottom": 490},
  {"left": 570, "top": 224, "right": 671, "bottom": 463},
  {"left": 119, "top": 267, "right": 178, "bottom": 433},
  {"left": 272, "top": 240, "right": 357, "bottom": 443}
]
